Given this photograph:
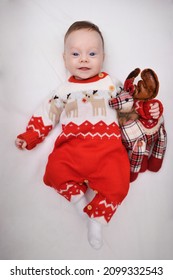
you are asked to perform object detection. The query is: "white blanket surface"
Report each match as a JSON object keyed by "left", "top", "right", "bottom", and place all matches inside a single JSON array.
[{"left": 0, "top": 0, "right": 173, "bottom": 259}]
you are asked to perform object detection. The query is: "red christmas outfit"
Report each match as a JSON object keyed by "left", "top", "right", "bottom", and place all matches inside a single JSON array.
[{"left": 18, "top": 73, "right": 130, "bottom": 224}]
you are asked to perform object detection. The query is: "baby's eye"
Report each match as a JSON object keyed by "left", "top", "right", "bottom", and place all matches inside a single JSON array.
[
  {"left": 72, "top": 52, "right": 79, "bottom": 57},
  {"left": 89, "top": 52, "right": 96, "bottom": 57}
]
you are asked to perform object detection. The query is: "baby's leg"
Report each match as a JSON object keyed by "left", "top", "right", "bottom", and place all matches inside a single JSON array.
[
  {"left": 55, "top": 180, "right": 95, "bottom": 218},
  {"left": 87, "top": 218, "right": 103, "bottom": 249},
  {"left": 56, "top": 181, "right": 87, "bottom": 201},
  {"left": 72, "top": 194, "right": 88, "bottom": 218},
  {"left": 84, "top": 192, "right": 118, "bottom": 249},
  {"left": 54, "top": 181, "right": 88, "bottom": 218},
  {"left": 72, "top": 184, "right": 95, "bottom": 218}
]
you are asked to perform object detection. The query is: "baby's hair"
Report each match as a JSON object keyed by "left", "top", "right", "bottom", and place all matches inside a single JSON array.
[{"left": 64, "top": 21, "right": 104, "bottom": 49}]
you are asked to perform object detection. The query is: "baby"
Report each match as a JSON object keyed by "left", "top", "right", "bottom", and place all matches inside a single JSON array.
[{"left": 15, "top": 21, "right": 160, "bottom": 249}]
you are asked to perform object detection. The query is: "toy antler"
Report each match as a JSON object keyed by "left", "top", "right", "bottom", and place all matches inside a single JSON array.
[
  {"left": 134, "top": 68, "right": 159, "bottom": 100},
  {"left": 124, "top": 68, "right": 140, "bottom": 94},
  {"left": 124, "top": 68, "right": 159, "bottom": 100}
]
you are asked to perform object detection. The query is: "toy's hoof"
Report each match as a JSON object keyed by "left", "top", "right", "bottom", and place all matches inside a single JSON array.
[
  {"left": 140, "top": 155, "right": 148, "bottom": 172},
  {"left": 130, "top": 172, "right": 138, "bottom": 182},
  {"left": 148, "top": 156, "right": 163, "bottom": 172}
]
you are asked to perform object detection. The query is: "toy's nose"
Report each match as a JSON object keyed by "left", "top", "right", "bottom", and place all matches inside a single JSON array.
[{"left": 109, "top": 98, "right": 119, "bottom": 109}]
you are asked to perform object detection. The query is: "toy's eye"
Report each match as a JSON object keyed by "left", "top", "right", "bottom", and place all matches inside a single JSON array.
[{"left": 125, "top": 98, "right": 129, "bottom": 102}]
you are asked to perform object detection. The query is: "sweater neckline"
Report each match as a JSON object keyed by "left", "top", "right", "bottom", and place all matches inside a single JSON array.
[{"left": 68, "top": 72, "right": 108, "bottom": 83}]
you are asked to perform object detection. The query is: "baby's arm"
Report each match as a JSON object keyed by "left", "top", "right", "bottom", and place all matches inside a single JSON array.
[
  {"left": 15, "top": 138, "right": 27, "bottom": 150},
  {"left": 15, "top": 91, "right": 63, "bottom": 150}
]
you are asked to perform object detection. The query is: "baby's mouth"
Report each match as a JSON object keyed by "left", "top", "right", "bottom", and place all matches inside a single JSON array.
[{"left": 78, "top": 67, "right": 90, "bottom": 71}]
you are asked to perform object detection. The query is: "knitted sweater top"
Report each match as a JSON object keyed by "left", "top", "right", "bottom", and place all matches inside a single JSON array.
[{"left": 18, "top": 72, "right": 122, "bottom": 149}]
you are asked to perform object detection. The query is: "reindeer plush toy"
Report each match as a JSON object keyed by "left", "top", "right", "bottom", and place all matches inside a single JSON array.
[{"left": 109, "top": 68, "right": 167, "bottom": 182}]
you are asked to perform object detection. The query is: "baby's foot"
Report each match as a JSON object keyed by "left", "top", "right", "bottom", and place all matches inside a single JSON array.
[{"left": 87, "top": 218, "right": 103, "bottom": 249}]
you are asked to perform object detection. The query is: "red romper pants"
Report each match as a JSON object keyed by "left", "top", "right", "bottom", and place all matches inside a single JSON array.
[{"left": 44, "top": 122, "right": 130, "bottom": 224}]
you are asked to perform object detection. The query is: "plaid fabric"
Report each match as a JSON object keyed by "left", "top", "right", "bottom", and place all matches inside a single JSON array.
[
  {"left": 121, "top": 121, "right": 167, "bottom": 173},
  {"left": 109, "top": 92, "right": 167, "bottom": 174},
  {"left": 149, "top": 124, "right": 167, "bottom": 159},
  {"left": 109, "top": 93, "right": 134, "bottom": 111},
  {"left": 109, "top": 98, "right": 118, "bottom": 109},
  {"left": 121, "top": 120, "right": 146, "bottom": 145},
  {"left": 130, "top": 139, "right": 146, "bottom": 172}
]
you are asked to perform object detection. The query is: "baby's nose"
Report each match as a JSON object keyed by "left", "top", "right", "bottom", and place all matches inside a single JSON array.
[{"left": 80, "top": 54, "right": 88, "bottom": 62}]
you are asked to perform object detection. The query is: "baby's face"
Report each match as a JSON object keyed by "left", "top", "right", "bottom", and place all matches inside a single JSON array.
[{"left": 63, "top": 29, "right": 104, "bottom": 80}]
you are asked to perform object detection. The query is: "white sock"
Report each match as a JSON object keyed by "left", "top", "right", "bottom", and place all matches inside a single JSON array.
[
  {"left": 87, "top": 218, "right": 103, "bottom": 250},
  {"left": 71, "top": 187, "right": 94, "bottom": 218},
  {"left": 72, "top": 194, "right": 88, "bottom": 218}
]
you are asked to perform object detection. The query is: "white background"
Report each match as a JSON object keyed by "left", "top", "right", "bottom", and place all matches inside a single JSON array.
[{"left": 0, "top": 0, "right": 173, "bottom": 260}]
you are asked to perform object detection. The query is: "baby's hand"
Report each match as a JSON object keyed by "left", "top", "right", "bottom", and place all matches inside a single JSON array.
[
  {"left": 149, "top": 102, "right": 160, "bottom": 119},
  {"left": 15, "top": 138, "right": 27, "bottom": 150}
]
